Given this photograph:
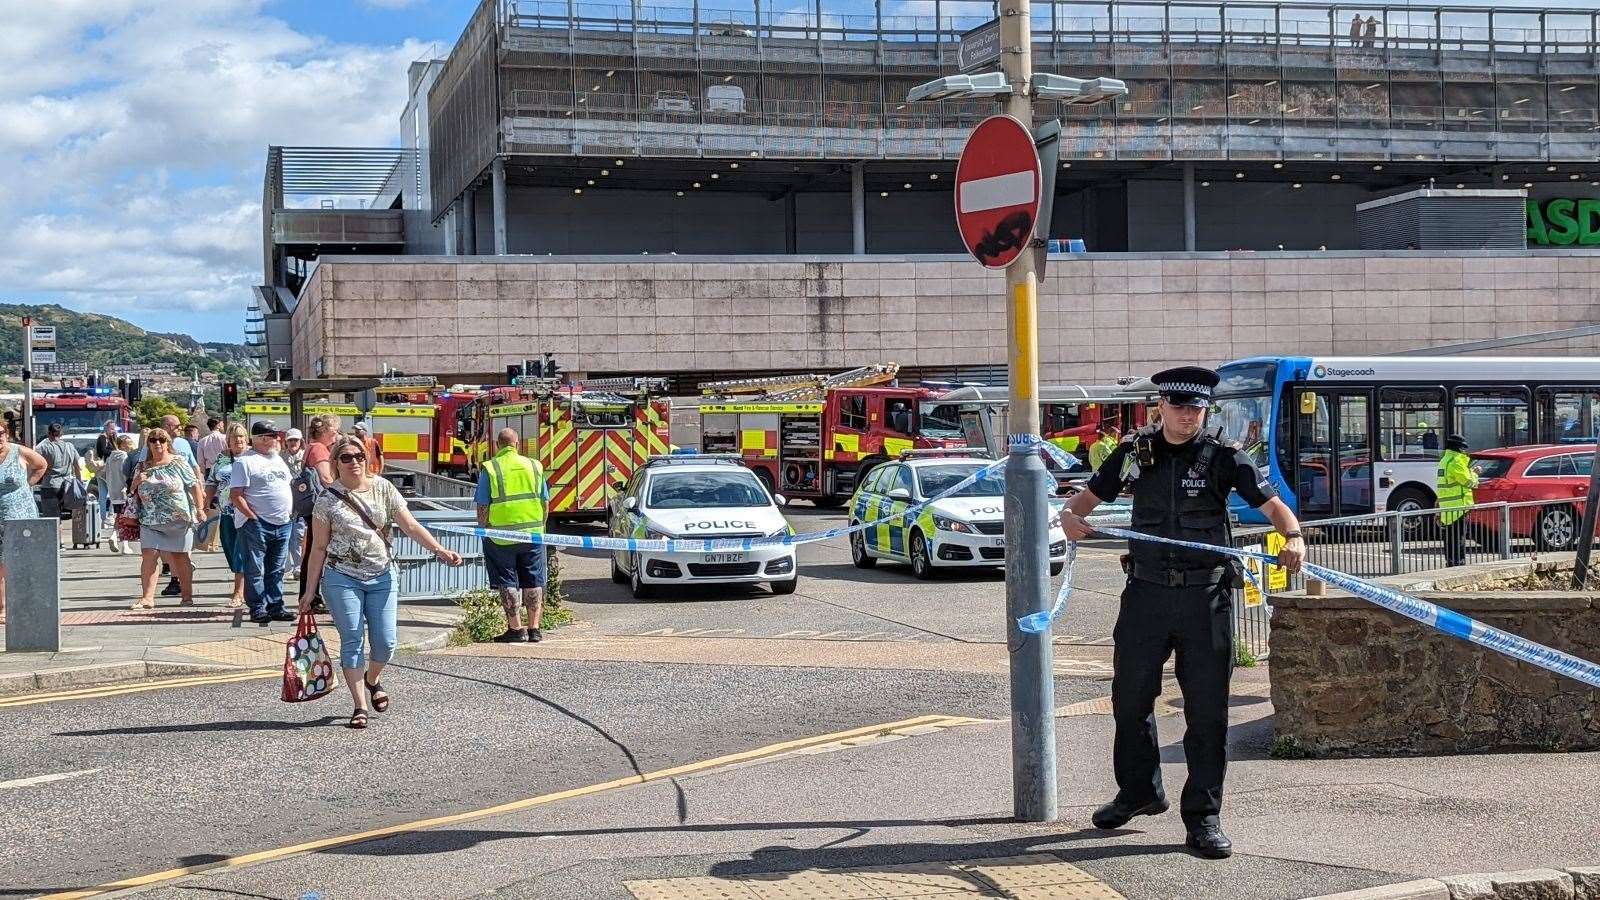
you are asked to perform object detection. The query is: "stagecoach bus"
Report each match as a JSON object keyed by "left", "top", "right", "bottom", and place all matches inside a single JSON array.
[{"left": 1212, "top": 356, "right": 1600, "bottom": 525}]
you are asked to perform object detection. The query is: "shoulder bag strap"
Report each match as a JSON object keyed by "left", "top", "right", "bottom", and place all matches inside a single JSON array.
[{"left": 328, "top": 484, "right": 392, "bottom": 553}]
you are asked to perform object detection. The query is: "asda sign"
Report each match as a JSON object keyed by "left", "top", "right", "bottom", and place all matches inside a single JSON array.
[{"left": 1526, "top": 198, "right": 1600, "bottom": 246}]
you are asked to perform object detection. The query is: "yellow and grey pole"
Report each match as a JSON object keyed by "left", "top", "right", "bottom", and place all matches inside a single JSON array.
[{"left": 998, "top": 0, "right": 1057, "bottom": 823}]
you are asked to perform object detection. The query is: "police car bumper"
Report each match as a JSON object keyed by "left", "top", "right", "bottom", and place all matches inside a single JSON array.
[
  {"left": 635, "top": 544, "right": 798, "bottom": 586},
  {"left": 929, "top": 530, "right": 1069, "bottom": 568}
]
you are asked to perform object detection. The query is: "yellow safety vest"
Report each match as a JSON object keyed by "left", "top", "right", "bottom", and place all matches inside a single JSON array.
[
  {"left": 1089, "top": 435, "right": 1118, "bottom": 472},
  {"left": 1436, "top": 448, "right": 1478, "bottom": 525},
  {"left": 485, "top": 446, "right": 547, "bottom": 545}
]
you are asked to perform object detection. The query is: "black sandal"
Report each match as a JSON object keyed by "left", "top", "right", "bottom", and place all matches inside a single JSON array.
[
  {"left": 349, "top": 708, "right": 369, "bottom": 729},
  {"left": 365, "top": 679, "right": 389, "bottom": 713}
]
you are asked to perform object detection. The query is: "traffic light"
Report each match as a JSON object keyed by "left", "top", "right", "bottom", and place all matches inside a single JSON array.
[
  {"left": 222, "top": 381, "right": 238, "bottom": 413},
  {"left": 543, "top": 353, "right": 559, "bottom": 379},
  {"left": 506, "top": 364, "right": 523, "bottom": 385},
  {"left": 117, "top": 377, "right": 127, "bottom": 398},
  {"left": 128, "top": 378, "right": 143, "bottom": 403}
]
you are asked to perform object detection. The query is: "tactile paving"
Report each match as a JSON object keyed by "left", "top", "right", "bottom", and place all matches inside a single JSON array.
[
  {"left": 962, "top": 855, "right": 1104, "bottom": 890},
  {"left": 623, "top": 854, "right": 1125, "bottom": 900}
]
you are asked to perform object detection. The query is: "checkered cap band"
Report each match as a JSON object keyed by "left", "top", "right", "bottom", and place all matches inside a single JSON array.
[{"left": 1160, "top": 382, "right": 1212, "bottom": 396}]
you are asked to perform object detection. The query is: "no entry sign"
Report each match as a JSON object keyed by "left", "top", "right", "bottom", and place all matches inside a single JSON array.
[{"left": 954, "top": 114, "right": 1042, "bottom": 269}]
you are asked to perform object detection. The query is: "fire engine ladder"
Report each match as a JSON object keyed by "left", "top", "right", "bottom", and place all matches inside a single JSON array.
[{"left": 701, "top": 364, "right": 900, "bottom": 400}]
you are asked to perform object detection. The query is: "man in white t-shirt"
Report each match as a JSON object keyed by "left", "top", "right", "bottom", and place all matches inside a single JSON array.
[{"left": 230, "top": 421, "right": 296, "bottom": 624}]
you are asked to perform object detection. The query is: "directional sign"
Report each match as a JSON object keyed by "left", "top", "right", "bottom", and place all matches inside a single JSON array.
[
  {"left": 958, "top": 18, "right": 1001, "bottom": 72},
  {"left": 954, "top": 114, "right": 1042, "bottom": 269},
  {"left": 30, "top": 325, "right": 56, "bottom": 348}
]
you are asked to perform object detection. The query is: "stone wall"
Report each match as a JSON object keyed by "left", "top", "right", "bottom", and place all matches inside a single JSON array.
[
  {"left": 290, "top": 251, "right": 1600, "bottom": 380},
  {"left": 1270, "top": 588, "right": 1600, "bottom": 755}
]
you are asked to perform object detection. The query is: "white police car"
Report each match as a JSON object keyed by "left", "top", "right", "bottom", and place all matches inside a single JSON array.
[
  {"left": 608, "top": 455, "right": 798, "bottom": 599},
  {"left": 848, "top": 451, "right": 1069, "bottom": 579}
]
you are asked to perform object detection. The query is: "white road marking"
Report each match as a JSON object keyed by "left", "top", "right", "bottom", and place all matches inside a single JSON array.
[
  {"left": 0, "top": 768, "right": 100, "bottom": 790},
  {"left": 958, "top": 170, "right": 1035, "bottom": 212}
]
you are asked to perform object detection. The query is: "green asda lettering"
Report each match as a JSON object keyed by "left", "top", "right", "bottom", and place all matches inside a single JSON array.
[{"left": 1526, "top": 198, "right": 1600, "bottom": 246}]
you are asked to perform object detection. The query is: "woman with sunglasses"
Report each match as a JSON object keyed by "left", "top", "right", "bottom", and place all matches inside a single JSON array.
[
  {"left": 129, "top": 428, "right": 206, "bottom": 609},
  {"left": 303, "top": 436, "right": 462, "bottom": 729}
]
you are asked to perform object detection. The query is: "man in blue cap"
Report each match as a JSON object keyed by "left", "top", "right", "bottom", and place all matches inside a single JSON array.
[{"left": 1059, "top": 365, "right": 1307, "bottom": 859}]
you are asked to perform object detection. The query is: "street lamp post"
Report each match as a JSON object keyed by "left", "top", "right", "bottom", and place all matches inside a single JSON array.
[{"left": 907, "top": 12, "right": 1125, "bottom": 822}]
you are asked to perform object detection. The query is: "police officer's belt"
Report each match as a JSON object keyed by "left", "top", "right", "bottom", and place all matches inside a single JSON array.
[{"left": 1130, "top": 562, "right": 1228, "bottom": 588}]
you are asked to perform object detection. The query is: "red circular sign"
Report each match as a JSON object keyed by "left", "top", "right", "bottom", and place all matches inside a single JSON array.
[{"left": 953, "top": 115, "right": 1042, "bottom": 270}]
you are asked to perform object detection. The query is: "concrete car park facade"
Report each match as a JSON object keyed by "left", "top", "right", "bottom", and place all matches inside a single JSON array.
[{"left": 292, "top": 250, "right": 1600, "bottom": 383}]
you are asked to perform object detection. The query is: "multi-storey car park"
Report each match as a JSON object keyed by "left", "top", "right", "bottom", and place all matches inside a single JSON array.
[{"left": 252, "top": 0, "right": 1600, "bottom": 388}]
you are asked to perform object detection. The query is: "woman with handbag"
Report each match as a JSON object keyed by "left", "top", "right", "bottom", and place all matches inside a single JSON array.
[
  {"left": 128, "top": 428, "right": 206, "bottom": 609},
  {"left": 206, "top": 423, "right": 250, "bottom": 609},
  {"left": 295, "top": 414, "right": 340, "bottom": 608},
  {"left": 0, "top": 425, "right": 48, "bottom": 625},
  {"left": 302, "top": 435, "right": 462, "bottom": 729}
]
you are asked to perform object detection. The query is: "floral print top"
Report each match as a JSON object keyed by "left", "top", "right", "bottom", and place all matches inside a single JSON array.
[
  {"left": 209, "top": 452, "right": 238, "bottom": 513},
  {"left": 312, "top": 477, "right": 407, "bottom": 580},
  {"left": 135, "top": 457, "right": 198, "bottom": 529}
]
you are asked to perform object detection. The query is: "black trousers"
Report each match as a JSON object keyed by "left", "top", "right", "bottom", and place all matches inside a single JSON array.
[
  {"left": 1111, "top": 576, "right": 1235, "bottom": 828},
  {"left": 1441, "top": 516, "right": 1468, "bottom": 567}
]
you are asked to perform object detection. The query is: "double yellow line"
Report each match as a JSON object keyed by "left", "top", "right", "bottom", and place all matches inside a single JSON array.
[
  {"left": 0, "top": 670, "right": 277, "bottom": 709},
  {"left": 39, "top": 712, "right": 969, "bottom": 899}
]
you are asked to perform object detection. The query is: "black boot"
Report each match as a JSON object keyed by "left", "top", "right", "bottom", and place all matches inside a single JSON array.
[
  {"left": 493, "top": 628, "right": 527, "bottom": 643},
  {"left": 1185, "top": 823, "right": 1233, "bottom": 859},
  {"left": 161, "top": 577, "right": 182, "bottom": 597},
  {"left": 1091, "top": 797, "right": 1169, "bottom": 830}
]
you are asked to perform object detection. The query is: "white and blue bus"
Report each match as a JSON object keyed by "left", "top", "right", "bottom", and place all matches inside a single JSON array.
[{"left": 1212, "top": 356, "right": 1600, "bottom": 525}]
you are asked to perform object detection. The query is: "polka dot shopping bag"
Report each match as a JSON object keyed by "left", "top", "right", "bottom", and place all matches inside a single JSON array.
[{"left": 281, "top": 604, "right": 336, "bottom": 703}]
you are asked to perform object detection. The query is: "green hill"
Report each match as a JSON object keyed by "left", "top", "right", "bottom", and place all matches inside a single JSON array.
[{"left": 0, "top": 304, "right": 257, "bottom": 385}]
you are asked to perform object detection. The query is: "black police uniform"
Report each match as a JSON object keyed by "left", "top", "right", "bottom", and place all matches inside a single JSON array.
[{"left": 1084, "top": 368, "right": 1277, "bottom": 845}]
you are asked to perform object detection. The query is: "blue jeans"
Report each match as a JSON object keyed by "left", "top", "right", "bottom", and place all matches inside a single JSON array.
[
  {"left": 239, "top": 518, "right": 292, "bottom": 617},
  {"left": 320, "top": 567, "right": 398, "bottom": 670}
]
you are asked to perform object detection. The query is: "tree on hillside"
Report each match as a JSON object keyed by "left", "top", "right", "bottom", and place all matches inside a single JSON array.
[{"left": 134, "top": 396, "right": 186, "bottom": 429}]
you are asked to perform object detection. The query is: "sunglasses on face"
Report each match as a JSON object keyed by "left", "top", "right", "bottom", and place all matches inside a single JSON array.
[
  {"left": 337, "top": 453, "right": 367, "bottom": 464},
  {"left": 149, "top": 437, "right": 169, "bottom": 444}
]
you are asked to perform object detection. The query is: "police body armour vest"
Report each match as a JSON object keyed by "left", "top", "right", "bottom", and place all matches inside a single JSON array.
[{"left": 1127, "top": 432, "right": 1233, "bottom": 572}]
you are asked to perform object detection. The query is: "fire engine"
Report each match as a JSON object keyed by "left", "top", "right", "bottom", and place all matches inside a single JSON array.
[
  {"left": 925, "top": 383, "right": 1154, "bottom": 461},
  {"left": 31, "top": 387, "right": 133, "bottom": 446},
  {"left": 456, "top": 376, "right": 671, "bottom": 520},
  {"left": 696, "top": 364, "right": 948, "bottom": 507}
]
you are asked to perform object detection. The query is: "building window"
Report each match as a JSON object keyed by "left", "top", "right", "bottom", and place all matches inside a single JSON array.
[{"left": 1379, "top": 387, "right": 1444, "bottom": 460}]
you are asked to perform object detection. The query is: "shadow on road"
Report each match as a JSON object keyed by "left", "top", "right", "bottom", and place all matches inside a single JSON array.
[{"left": 56, "top": 716, "right": 343, "bottom": 737}]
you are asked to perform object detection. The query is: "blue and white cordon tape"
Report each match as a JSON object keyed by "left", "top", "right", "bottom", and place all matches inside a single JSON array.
[{"left": 435, "top": 435, "right": 1600, "bottom": 691}]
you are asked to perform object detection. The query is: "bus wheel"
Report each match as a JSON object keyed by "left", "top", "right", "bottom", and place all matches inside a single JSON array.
[
  {"left": 1386, "top": 486, "right": 1434, "bottom": 535},
  {"left": 812, "top": 496, "right": 847, "bottom": 509}
]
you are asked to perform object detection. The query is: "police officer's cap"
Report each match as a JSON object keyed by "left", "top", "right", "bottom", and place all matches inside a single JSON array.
[
  {"left": 1152, "top": 366, "right": 1220, "bottom": 408},
  {"left": 1446, "top": 433, "right": 1469, "bottom": 452}
]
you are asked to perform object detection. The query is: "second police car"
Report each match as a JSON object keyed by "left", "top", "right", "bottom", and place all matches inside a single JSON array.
[
  {"left": 849, "top": 450, "right": 1069, "bottom": 579},
  {"left": 608, "top": 455, "right": 798, "bottom": 599}
]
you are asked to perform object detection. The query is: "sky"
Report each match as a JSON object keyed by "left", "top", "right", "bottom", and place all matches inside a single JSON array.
[{"left": 0, "top": 0, "right": 1591, "bottom": 345}]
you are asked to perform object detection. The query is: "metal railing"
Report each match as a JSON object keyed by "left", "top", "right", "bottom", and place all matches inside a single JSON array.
[{"left": 394, "top": 505, "right": 489, "bottom": 600}]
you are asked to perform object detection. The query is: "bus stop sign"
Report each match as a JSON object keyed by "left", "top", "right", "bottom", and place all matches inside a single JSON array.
[{"left": 954, "top": 114, "right": 1042, "bottom": 270}]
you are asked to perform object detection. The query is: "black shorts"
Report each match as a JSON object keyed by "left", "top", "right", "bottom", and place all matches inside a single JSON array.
[{"left": 482, "top": 539, "right": 547, "bottom": 590}]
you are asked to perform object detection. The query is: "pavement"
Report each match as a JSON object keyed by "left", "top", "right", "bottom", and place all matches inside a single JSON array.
[
  {"left": 0, "top": 533, "right": 464, "bottom": 694},
  {"left": 2, "top": 507, "right": 1596, "bottom": 899}
]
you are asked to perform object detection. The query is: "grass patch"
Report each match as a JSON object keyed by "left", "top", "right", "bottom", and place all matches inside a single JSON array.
[
  {"left": 1234, "top": 638, "right": 1258, "bottom": 668},
  {"left": 1268, "top": 734, "right": 1314, "bottom": 760},
  {"left": 447, "top": 550, "right": 573, "bottom": 646}
]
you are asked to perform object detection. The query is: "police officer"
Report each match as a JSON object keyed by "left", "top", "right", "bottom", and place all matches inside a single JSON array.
[{"left": 1059, "top": 366, "right": 1306, "bottom": 859}]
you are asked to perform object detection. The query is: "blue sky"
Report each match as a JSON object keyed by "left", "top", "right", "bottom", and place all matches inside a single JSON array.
[{"left": 0, "top": 0, "right": 1591, "bottom": 345}]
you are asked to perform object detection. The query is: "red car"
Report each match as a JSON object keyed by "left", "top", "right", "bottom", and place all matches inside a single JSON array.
[{"left": 1468, "top": 445, "right": 1594, "bottom": 551}]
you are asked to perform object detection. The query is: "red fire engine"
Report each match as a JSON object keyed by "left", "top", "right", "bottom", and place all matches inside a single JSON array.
[
  {"left": 30, "top": 387, "right": 133, "bottom": 439},
  {"left": 696, "top": 364, "right": 948, "bottom": 507},
  {"left": 455, "top": 377, "right": 671, "bottom": 520}
]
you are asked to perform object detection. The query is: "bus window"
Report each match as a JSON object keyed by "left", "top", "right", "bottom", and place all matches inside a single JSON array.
[
  {"left": 1536, "top": 389, "right": 1600, "bottom": 444},
  {"left": 1453, "top": 387, "right": 1530, "bottom": 451},
  {"left": 1379, "top": 387, "right": 1444, "bottom": 461},
  {"left": 1211, "top": 394, "right": 1270, "bottom": 467}
]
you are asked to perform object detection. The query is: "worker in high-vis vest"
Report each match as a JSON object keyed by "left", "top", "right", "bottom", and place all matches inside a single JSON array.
[
  {"left": 1089, "top": 422, "right": 1121, "bottom": 472},
  {"left": 475, "top": 427, "right": 550, "bottom": 643},
  {"left": 1436, "top": 433, "right": 1479, "bottom": 567}
]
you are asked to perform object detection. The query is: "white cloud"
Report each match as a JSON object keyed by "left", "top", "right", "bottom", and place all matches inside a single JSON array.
[{"left": 0, "top": 1, "right": 428, "bottom": 338}]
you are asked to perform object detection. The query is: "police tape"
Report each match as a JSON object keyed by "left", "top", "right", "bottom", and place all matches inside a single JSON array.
[
  {"left": 434, "top": 443, "right": 1129, "bottom": 554},
  {"left": 1020, "top": 434, "right": 1600, "bottom": 690}
]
